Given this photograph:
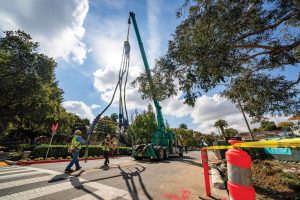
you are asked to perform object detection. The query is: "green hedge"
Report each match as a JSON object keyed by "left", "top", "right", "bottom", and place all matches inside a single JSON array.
[
  {"left": 31, "top": 145, "right": 131, "bottom": 159},
  {"left": 8, "top": 152, "right": 23, "bottom": 161}
]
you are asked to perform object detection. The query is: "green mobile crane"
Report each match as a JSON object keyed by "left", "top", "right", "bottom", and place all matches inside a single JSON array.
[{"left": 129, "top": 12, "right": 184, "bottom": 160}]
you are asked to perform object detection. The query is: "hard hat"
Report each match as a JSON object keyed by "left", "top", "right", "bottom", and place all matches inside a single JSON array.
[
  {"left": 106, "top": 134, "right": 110, "bottom": 138},
  {"left": 74, "top": 129, "right": 82, "bottom": 134}
]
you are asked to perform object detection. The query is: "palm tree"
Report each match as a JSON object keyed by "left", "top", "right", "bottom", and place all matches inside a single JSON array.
[
  {"left": 214, "top": 119, "right": 228, "bottom": 139},
  {"left": 179, "top": 123, "right": 188, "bottom": 129}
]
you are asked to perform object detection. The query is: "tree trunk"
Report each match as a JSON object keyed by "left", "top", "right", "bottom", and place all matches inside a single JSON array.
[
  {"left": 220, "top": 126, "right": 226, "bottom": 139},
  {"left": 238, "top": 100, "right": 255, "bottom": 140}
]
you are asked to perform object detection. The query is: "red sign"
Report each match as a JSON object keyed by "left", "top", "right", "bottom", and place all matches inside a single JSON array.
[{"left": 51, "top": 122, "right": 58, "bottom": 135}]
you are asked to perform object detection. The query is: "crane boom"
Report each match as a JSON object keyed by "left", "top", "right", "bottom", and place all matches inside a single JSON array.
[{"left": 129, "top": 12, "right": 166, "bottom": 135}]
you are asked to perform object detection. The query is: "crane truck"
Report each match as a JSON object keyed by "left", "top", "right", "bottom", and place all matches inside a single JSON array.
[{"left": 129, "top": 12, "right": 184, "bottom": 160}]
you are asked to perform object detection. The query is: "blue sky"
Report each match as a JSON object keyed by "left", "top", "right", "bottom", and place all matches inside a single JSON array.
[{"left": 0, "top": 0, "right": 298, "bottom": 133}]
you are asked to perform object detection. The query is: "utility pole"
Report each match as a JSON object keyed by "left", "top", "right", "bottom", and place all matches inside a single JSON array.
[{"left": 238, "top": 100, "right": 255, "bottom": 140}]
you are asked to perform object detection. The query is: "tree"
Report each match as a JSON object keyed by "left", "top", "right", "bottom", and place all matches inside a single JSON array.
[
  {"left": 277, "top": 121, "right": 294, "bottom": 131},
  {"left": 95, "top": 116, "right": 118, "bottom": 141},
  {"left": 224, "top": 128, "right": 239, "bottom": 137},
  {"left": 0, "top": 30, "right": 90, "bottom": 144},
  {"left": 0, "top": 30, "right": 64, "bottom": 136},
  {"left": 127, "top": 105, "right": 158, "bottom": 144},
  {"left": 110, "top": 113, "right": 118, "bottom": 122},
  {"left": 214, "top": 119, "right": 228, "bottom": 138},
  {"left": 172, "top": 128, "right": 194, "bottom": 147},
  {"left": 133, "top": 0, "right": 300, "bottom": 121},
  {"left": 179, "top": 123, "right": 188, "bottom": 129},
  {"left": 260, "top": 120, "right": 277, "bottom": 131}
]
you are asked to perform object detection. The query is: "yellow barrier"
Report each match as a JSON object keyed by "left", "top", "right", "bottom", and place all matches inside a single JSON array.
[{"left": 205, "top": 138, "right": 300, "bottom": 150}]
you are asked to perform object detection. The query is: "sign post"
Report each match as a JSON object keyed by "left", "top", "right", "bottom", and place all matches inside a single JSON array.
[{"left": 45, "top": 122, "right": 58, "bottom": 160}]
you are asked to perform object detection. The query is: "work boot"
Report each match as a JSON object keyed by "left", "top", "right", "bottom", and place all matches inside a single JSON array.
[
  {"left": 75, "top": 167, "right": 82, "bottom": 171},
  {"left": 64, "top": 169, "right": 73, "bottom": 174}
]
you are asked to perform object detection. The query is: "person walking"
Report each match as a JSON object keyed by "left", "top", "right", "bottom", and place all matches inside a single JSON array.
[
  {"left": 65, "top": 129, "right": 87, "bottom": 173},
  {"left": 111, "top": 135, "right": 118, "bottom": 157},
  {"left": 102, "top": 134, "right": 112, "bottom": 166}
]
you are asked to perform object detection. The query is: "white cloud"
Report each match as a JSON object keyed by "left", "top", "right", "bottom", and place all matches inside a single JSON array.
[
  {"left": 87, "top": 1, "right": 164, "bottom": 117},
  {"left": 62, "top": 101, "right": 95, "bottom": 121},
  {"left": 88, "top": 13, "right": 152, "bottom": 113},
  {"left": 190, "top": 95, "right": 256, "bottom": 133},
  {"left": 91, "top": 104, "right": 101, "bottom": 110},
  {"left": 0, "top": 0, "right": 89, "bottom": 64},
  {"left": 161, "top": 92, "right": 192, "bottom": 118},
  {"left": 147, "top": 0, "right": 162, "bottom": 67}
]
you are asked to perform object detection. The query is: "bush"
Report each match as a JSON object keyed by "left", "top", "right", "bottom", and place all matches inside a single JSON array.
[
  {"left": 31, "top": 145, "right": 68, "bottom": 159},
  {"left": 8, "top": 152, "right": 22, "bottom": 161},
  {"left": 30, "top": 145, "right": 131, "bottom": 159},
  {"left": 20, "top": 144, "right": 36, "bottom": 151}
]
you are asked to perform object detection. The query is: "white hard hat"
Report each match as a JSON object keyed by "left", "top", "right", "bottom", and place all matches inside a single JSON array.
[{"left": 74, "top": 129, "right": 82, "bottom": 134}]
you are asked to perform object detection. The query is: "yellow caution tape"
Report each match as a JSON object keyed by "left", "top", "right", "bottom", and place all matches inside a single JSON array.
[
  {"left": 204, "top": 138, "right": 300, "bottom": 150},
  {"left": 205, "top": 145, "right": 233, "bottom": 150}
]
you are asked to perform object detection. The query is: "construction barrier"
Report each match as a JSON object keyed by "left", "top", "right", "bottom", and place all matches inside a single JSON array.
[
  {"left": 201, "top": 138, "right": 300, "bottom": 199},
  {"left": 226, "top": 140, "right": 255, "bottom": 200}
]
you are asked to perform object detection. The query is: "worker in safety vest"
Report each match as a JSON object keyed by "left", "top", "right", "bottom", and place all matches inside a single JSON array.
[
  {"left": 102, "top": 134, "right": 112, "bottom": 165},
  {"left": 65, "top": 129, "right": 87, "bottom": 173},
  {"left": 111, "top": 136, "right": 118, "bottom": 157}
]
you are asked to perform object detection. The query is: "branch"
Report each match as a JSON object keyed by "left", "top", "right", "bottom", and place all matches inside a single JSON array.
[
  {"left": 235, "top": 11, "right": 297, "bottom": 42},
  {"left": 239, "top": 51, "right": 271, "bottom": 61},
  {"left": 289, "top": 73, "right": 300, "bottom": 88},
  {"left": 237, "top": 40, "right": 300, "bottom": 61},
  {"left": 232, "top": 44, "right": 276, "bottom": 51}
]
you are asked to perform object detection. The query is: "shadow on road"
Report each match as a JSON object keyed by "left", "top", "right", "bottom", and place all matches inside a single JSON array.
[
  {"left": 118, "top": 164, "right": 153, "bottom": 200},
  {"left": 168, "top": 154, "right": 203, "bottom": 167},
  {"left": 70, "top": 175, "right": 104, "bottom": 200},
  {"left": 48, "top": 171, "right": 104, "bottom": 199}
]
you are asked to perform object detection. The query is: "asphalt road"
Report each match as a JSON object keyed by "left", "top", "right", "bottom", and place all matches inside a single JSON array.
[{"left": 0, "top": 151, "right": 228, "bottom": 200}]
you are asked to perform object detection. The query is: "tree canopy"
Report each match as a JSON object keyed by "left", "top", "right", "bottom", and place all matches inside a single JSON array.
[
  {"left": 133, "top": 0, "right": 300, "bottom": 120},
  {"left": 0, "top": 30, "right": 88, "bottom": 142},
  {"left": 214, "top": 119, "right": 228, "bottom": 138},
  {"left": 260, "top": 120, "right": 277, "bottom": 131},
  {"left": 127, "top": 105, "right": 158, "bottom": 144}
]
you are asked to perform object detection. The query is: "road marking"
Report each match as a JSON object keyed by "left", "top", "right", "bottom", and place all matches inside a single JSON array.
[
  {"left": 72, "top": 182, "right": 131, "bottom": 200},
  {"left": 0, "top": 181, "right": 82, "bottom": 200},
  {"left": 0, "top": 169, "right": 34, "bottom": 175},
  {"left": 24, "top": 166, "right": 62, "bottom": 175},
  {"left": 0, "top": 171, "right": 42, "bottom": 180},
  {"left": 0, "top": 167, "right": 24, "bottom": 172},
  {"left": 0, "top": 175, "right": 55, "bottom": 189},
  {"left": 0, "top": 166, "right": 144, "bottom": 200},
  {"left": 0, "top": 166, "right": 20, "bottom": 170}
]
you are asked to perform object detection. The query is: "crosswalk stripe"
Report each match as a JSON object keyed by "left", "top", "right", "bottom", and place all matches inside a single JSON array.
[
  {"left": 0, "top": 166, "right": 143, "bottom": 200},
  {"left": 0, "top": 171, "right": 42, "bottom": 180},
  {"left": 24, "top": 166, "right": 61, "bottom": 175},
  {"left": 0, "top": 167, "right": 23, "bottom": 172},
  {"left": 0, "top": 169, "right": 34, "bottom": 175},
  {"left": 0, "top": 175, "right": 55, "bottom": 190},
  {"left": 0, "top": 166, "right": 20, "bottom": 170},
  {"left": 0, "top": 179, "right": 84, "bottom": 200},
  {"left": 73, "top": 182, "right": 131, "bottom": 200}
]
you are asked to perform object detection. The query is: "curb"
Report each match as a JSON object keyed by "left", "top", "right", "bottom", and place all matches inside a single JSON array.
[{"left": 12, "top": 156, "right": 124, "bottom": 165}]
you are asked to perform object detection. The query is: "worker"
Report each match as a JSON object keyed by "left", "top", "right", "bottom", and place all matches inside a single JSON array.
[
  {"left": 102, "top": 134, "right": 112, "bottom": 165},
  {"left": 111, "top": 135, "right": 118, "bottom": 157},
  {"left": 65, "top": 129, "right": 87, "bottom": 173}
]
